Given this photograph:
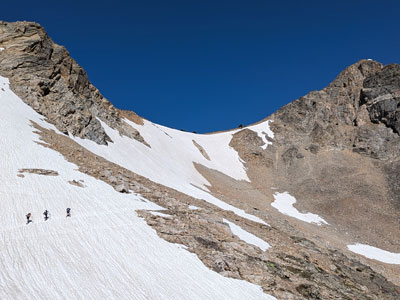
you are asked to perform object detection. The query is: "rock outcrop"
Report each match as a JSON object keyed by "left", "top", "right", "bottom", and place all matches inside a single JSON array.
[
  {"left": 0, "top": 21, "right": 147, "bottom": 146},
  {"left": 225, "top": 60, "right": 400, "bottom": 274},
  {"left": 271, "top": 59, "right": 400, "bottom": 160}
]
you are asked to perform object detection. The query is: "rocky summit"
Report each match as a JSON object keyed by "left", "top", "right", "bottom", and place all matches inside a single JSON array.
[{"left": 0, "top": 21, "right": 399, "bottom": 300}]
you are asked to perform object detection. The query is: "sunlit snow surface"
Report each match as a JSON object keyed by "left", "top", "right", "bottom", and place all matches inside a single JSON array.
[
  {"left": 347, "top": 244, "right": 400, "bottom": 264},
  {"left": 0, "top": 76, "right": 277, "bottom": 300},
  {"left": 224, "top": 219, "right": 271, "bottom": 251},
  {"left": 272, "top": 192, "right": 328, "bottom": 225},
  {"left": 73, "top": 118, "right": 269, "bottom": 225},
  {"left": 0, "top": 47, "right": 4, "bottom": 51}
]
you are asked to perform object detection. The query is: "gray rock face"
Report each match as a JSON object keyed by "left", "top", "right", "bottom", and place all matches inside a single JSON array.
[
  {"left": 0, "top": 21, "right": 146, "bottom": 146},
  {"left": 361, "top": 64, "right": 400, "bottom": 134},
  {"left": 271, "top": 59, "right": 400, "bottom": 160}
]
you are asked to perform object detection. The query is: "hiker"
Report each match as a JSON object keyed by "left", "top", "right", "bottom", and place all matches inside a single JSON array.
[
  {"left": 43, "top": 210, "right": 49, "bottom": 220},
  {"left": 66, "top": 208, "right": 71, "bottom": 217},
  {"left": 26, "top": 213, "right": 31, "bottom": 224}
]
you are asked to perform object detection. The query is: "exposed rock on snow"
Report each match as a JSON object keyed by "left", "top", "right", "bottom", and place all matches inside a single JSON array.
[
  {"left": 68, "top": 179, "right": 85, "bottom": 188},
  {"left": 192, "top": 139, "right": 211, "bottom": 160},
  {"left": 18, "top": 168, "right": 59, "bottom": 176}
]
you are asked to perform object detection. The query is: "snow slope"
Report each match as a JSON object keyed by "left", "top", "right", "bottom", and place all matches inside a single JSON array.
[
  {"left": 73, "top": 117, "right": 273, "bottom": 225},
  {"left": 0, "top": 76, "right": 276, "bottom": 299},
  {"left": 347, "top": 244, "right": 400, "bottom": 265},
  {"left": 272, "top": 192, "right": 328, "bottom": 225}
]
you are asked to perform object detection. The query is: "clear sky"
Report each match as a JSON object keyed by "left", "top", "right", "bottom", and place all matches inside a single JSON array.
[{"left": 2, "top": 1, "right": 400, "bottom": 132}]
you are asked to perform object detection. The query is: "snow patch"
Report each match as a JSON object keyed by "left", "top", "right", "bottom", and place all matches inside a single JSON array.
[
  {"left": 175, "top": 243, "right": 189, "bottom": 250},
  {"left": 150, "top": 211, "right": 172, "bottom": 218},
  {"left": 0, "top": 47, "right": 4, "bottom": 51},
  {"left": 224, "top": 219, "right": 271, "bottom": 251},
  {"left": 189, "top": 205, "right": 200, "bottom": 210},
  {"left": 272, "top": 192, "right": 328, "bottom": 225},
  {"left": 247, "top": 120, "right": 274, "bottom": 149},
  {"left": 347, "top": 243, "right": 400, "bottom": 264}
]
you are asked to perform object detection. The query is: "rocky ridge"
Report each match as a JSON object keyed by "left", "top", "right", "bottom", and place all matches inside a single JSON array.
[
  {"left": 0, "top": 21, "right": 147, "bottom": 146},
  {"left": 271, "top": 59, "right": 400, "bottom": 161}
]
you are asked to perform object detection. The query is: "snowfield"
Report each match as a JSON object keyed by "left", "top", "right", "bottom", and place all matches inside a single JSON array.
[
  {"left": 0, "top": 76, "right": 277, "bottom": 300},
  {"left": 271, "top": 192, "right": 328, "bottom": 225},
  {"left": 73, "top": 117, "right": 273, "bottom": 226},
  {"left": 347, "top": 244, "right": 400, "bottom": 265}
]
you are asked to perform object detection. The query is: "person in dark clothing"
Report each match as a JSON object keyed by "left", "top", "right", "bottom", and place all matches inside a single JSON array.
[
  {"left": 26, "top": 213, "right": 31, "bottom": 224},
  {"left": 43, "top": 210, "right": 49, "bottom": 221},
  {"left": 66, "top": 208, "right": 71, "bottom": 217}
]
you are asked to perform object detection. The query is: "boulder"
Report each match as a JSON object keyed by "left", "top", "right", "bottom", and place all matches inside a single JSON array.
[{"left": 115, "top": 182, "right": 129, "bottom": 193}]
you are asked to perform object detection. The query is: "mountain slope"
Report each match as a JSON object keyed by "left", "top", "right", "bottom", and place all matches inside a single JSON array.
[
  {"left": 1, "top": 21, "right": 399, "bottom": 299},
  {"left": 0, "top": 75, "right": 275, "bottom": 300}
]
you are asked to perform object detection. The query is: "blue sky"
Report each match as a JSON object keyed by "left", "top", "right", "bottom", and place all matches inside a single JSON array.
[{"left": 2, "top": 1, "right": 400, "bottom": 132}]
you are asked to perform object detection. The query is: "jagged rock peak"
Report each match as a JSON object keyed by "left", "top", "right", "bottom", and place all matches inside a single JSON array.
[
  {"left": 0, "top": 21, "right": 146, "bottom": 146},
  {"left": 272, "top": 58, "right": 400, "bottom": 160},
  {"left": 327, "top": 59, "right": 383, "bottom": 90}
]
